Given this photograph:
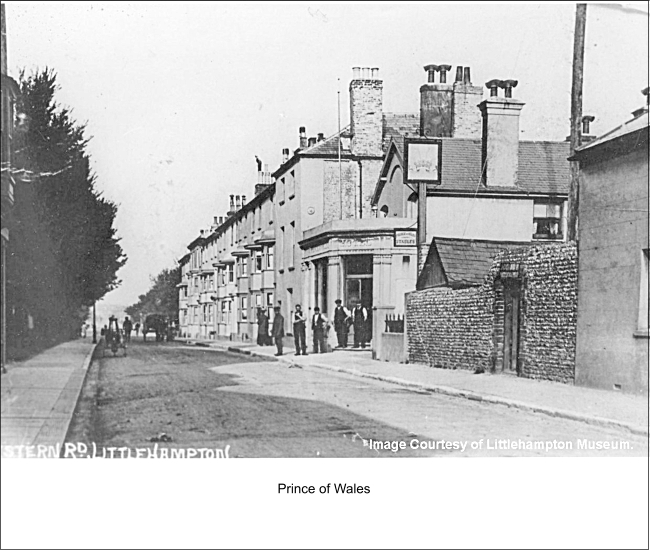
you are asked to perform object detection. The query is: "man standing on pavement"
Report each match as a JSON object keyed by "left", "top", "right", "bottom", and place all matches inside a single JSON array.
[
  {"left": 311, "top": 306, "right": 328, "bottom": 354},
  {"left": 122, "top": 316, "right": 133, "bottom": 343},
  {"left": 271, "top": 306, "right": 285, "bottom": 356},
  {"left": 293, "top": 304, "right": 308, "bottom": 356},
  {"left": 333, "top": 299, "right": 351, "bottom": 349},
  {"left": 352, "top": 303, "right": 369, "bottom": 349}
]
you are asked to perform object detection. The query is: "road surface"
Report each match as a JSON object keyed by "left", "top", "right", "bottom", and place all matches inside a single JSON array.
[{"left": 65, "top": 340, "right": 648, "bottom": 457}]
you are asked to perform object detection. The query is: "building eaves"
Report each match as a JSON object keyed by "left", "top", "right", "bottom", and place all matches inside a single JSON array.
[{"left": 570, "top": 112, "right": 649, "bottom": 165}]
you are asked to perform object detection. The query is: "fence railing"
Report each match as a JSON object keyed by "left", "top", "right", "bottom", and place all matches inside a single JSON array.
[{"left": 384, "top": 314, "right": 404, "bottom": 333}]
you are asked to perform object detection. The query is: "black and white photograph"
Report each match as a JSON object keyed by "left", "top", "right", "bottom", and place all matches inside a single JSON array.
[{"left": 1, "top": 1, "right": 648, "bottom": 548}]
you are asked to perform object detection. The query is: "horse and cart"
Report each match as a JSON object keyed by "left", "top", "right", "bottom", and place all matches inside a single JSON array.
[{"left": 102, "top": 316, "right": 127, "bottom": 357}]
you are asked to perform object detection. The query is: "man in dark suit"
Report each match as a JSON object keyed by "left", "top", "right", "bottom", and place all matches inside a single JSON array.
[
  {"left": 311, "top": 307, "right": 328, "bottom": 354},
  {"left": 352, "top": 303, "right": 369, "bottom": 349},
  {"left": 271, "top": 306, "right": 285, "bottom": 356},
  {"left": 293, "top": 304, "right": 308, "bottom": 356},
  {"left": 333, "top": 299, "right": 351, "bottom": 348}
]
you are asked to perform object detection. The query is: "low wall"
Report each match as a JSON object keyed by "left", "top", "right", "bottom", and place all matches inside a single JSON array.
[
  {"left": 406, "top": 285, "right": 493, "bottom": 371},
  {"left": 496, "top": 244, "right": 577, "bottom": 383},
  {"left": 375, "top": 332, "right": 406, "bottom": 363},
  {"left": 406, "top": 243, "right": 578, "bottom": 383}
]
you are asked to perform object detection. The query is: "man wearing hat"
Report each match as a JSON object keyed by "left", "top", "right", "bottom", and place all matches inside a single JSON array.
[
  {"left": 311, "top": 306, "right": 329, "bottom": 354},
  {"left": 271, "top": 306, "right": 285, "bottom": 356},
  {"left": 333, "top": 299, "right": 351, "bottom": 348},
  {"left": 293, "top": 304, "right": 308, "bottom": 356}
]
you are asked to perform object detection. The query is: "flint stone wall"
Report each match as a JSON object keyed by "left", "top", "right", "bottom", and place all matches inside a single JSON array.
[{"left": 406, "top": 243, "right": 578, "bottom": 383}]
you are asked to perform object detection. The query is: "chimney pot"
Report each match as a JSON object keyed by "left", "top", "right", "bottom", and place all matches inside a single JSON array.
[
  {"left": 308, "top": 136, "right": 317, "bottom": 147},
  {"left": 438, "top": 64, "right": 451, "bottom": 83},
  {"left": 424, "top": 64, "right": 439, "bottom": 83},
  {"left": 282, "top": 148, "right": 290, "bottom": 162},
  {"left": 643, "top": 86, "right": 650, "bottom": 104},
  {"left": 352, "top": 67, "right": 361, "bottom": 79},
  {"left": 485, "top": 79, "right": 502, "bottom": 97},
  {"left": 500, "top": 79, "right": 518, "bottom": 98},
  {"left": 463, "top": 67, "right": 472, "bottom": 85},
  {"left": 581, "top": 115, "right": 595, "bottom": 134},
  {"left": 455, "top": 66, "right": 464, "bottom": 83},
  {"left": 242, "top": 195, "right": 246, "bottom": 205},
  {"left": 371, "top": 67, "right": 379, "bottom": 79},
  {"left": 230, "top": 194, "right": 235, "bottom": 205},
  {"left": 317, "top": 132, "right": 325, "bottom": 142},
  {"left": 214, "top": 216, "right": 219, "bottom": 225}
]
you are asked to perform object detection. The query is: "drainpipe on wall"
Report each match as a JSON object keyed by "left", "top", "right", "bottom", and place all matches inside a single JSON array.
[{"left": 357, "top": 160, "right": 363, "bottom": 219}]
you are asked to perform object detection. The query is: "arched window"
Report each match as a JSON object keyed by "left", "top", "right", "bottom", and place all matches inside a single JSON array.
[
  {"left": 379, "top": 205, "right": 389, "bottom": 218},
  {"left": 406, "top": 192, "right": 418, "bottom": 219}
]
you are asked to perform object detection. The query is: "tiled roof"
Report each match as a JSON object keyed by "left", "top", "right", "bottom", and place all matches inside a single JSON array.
[
  {"left": 382, "top": 113, "right": 420, "bottom": 152},
  {"left": 300, "top": 126, "right": 352, "bottom": 156},
  {"left": 383, "top": 137, "right": 569, "bottom": 195},
  {"left": 432, "top": 237, "right": 531, "bottom": 287},
  {"left": 298, "top": 113, "right": 420, "bottom": 157},
  {"left": 438, "top": 139, "right": 570, "bottom": 195},
  {"left": 576, "top": 111, "right": 649, "bottom": 152}
]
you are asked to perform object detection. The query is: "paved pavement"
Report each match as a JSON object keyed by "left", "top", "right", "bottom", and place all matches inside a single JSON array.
[
  {"left": 1, "top": 339, "right": 97, "bottom": 456},
  {"left": 182, "top": 336, "right": 649, "bottom": 437},
  {"left": 0, "top": 334, "right": 647, "bottom": 459}
]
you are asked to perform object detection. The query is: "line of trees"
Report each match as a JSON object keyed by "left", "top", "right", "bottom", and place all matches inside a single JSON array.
[
  {"left": 6, "top": 68, "right": 126, "bottom": 359},
  {"left": 125, "top": 266, "right": 181, "bottom": 324}
]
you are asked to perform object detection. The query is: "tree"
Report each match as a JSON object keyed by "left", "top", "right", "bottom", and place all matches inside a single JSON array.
[
  {"left": 125, "top": 266, "right": 181, "bottom": 322},
  {"left": 6, "top": 68, "right": 126, "bottom": 356}
]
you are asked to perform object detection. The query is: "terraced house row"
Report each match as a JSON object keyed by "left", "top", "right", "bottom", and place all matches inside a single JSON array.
[{"left": 178, "top": 63, "right": 649, "bottom": 393}]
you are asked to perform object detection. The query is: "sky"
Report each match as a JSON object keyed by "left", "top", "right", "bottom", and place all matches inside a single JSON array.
[{"left": 4, "top": 1, "right": 649, "bottom": 311}]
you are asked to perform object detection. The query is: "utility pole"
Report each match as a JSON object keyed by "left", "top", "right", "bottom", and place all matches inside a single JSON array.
[{"left": 568, "top": 3, "right": 587, "bottom": 242}]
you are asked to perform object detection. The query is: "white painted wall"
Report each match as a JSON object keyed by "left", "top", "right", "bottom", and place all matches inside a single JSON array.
[{"left": 427, "top": 196, "right": 535, "bottom": 242}]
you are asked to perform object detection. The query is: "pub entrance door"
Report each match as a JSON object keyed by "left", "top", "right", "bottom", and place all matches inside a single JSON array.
[{"left": 344, "top": 255, "right": 373, "bottom": 342}]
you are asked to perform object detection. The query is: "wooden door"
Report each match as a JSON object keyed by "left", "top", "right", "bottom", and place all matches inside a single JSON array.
[{"left": 502, "top": 282, "right": 521, "bottom": 374}]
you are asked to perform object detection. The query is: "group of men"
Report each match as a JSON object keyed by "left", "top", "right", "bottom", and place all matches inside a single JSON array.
[{"left": 257, "top": 301, "right": 371, "bottom": 357}]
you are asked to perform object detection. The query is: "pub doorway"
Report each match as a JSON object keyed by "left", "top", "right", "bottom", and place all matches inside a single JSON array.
[{"left": 344, "top": 255, "right": 373, "bottom": 343}]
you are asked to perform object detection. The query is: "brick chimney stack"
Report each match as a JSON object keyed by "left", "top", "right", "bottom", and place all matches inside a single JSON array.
[
  {"left": 349, "top": 66, "right": 383, "bottom": 157},
  {"left": 420, "top": 64, "right": 453, "bottom": 137},
  {"left": 451, "top": 65, "right": 483, "bottom": 138},
  {"left": 299, "top": 127, "right": 308, "bottom": 149},
  {"left": 479, "top": 79, "right": 525, "bottom": 188}
]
